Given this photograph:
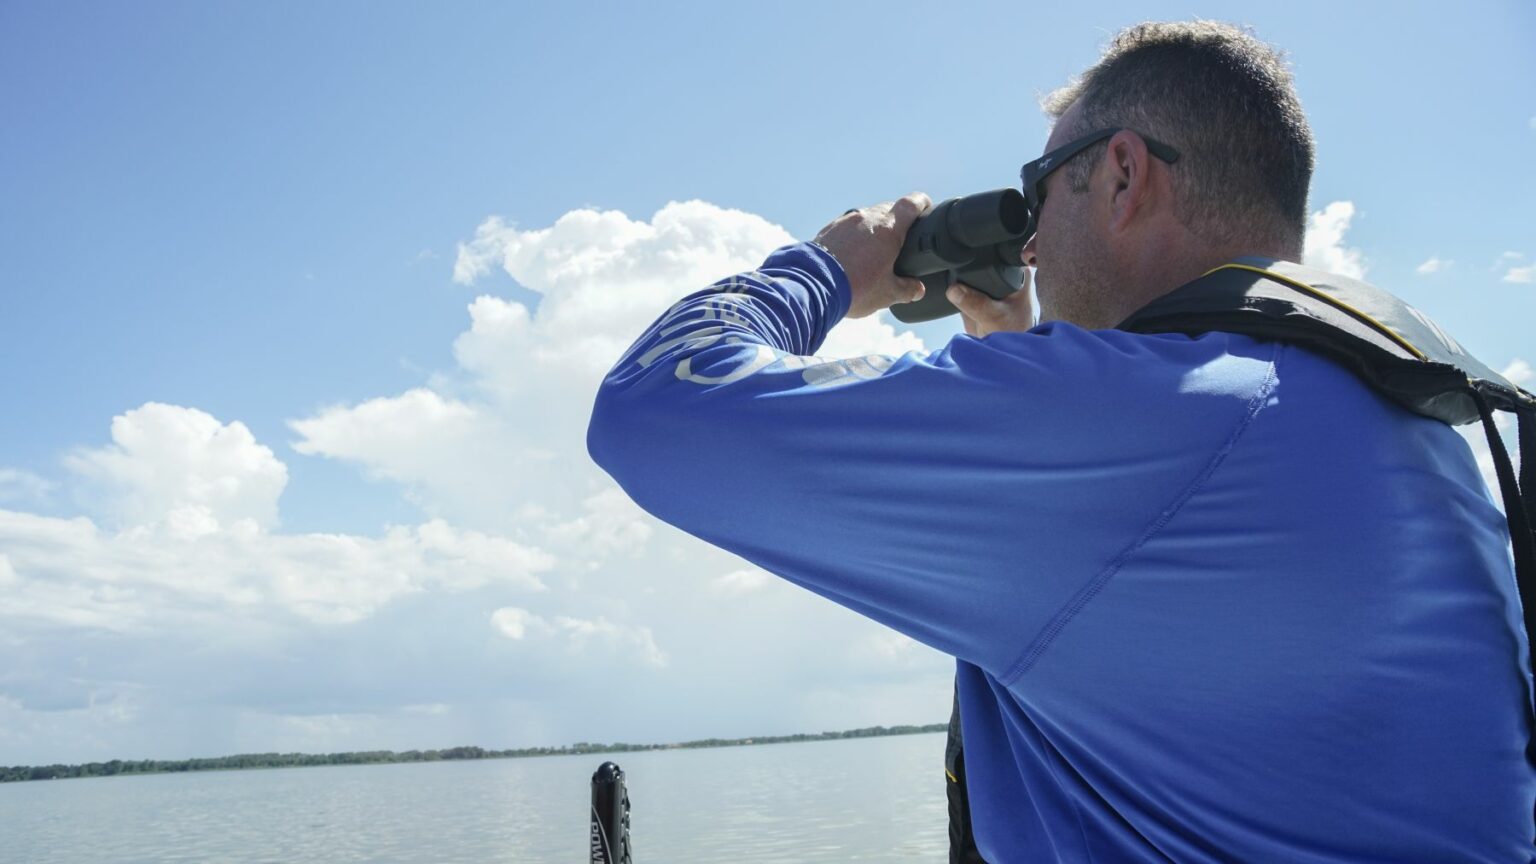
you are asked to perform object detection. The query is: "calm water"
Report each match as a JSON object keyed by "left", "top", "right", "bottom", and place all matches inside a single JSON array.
[{"left": 0, "top": 732, "right": 949, "bottom": 863}]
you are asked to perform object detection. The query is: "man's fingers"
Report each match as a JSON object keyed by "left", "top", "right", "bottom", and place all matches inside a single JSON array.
[
  {"left": 947, "top": 283, "right": 989, "bottom": 314},
  {"left": 947, "top": 282, "right": 1037, "bottom": 337},
  {"left": 903, "top": 278, "right": 926, "bottom": 303},
  {"left": 892, "top": 192, "right": 932, "bottom": 224}
]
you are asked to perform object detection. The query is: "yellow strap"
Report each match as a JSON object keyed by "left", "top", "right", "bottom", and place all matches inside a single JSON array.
[
  {"left": 945, "top": 768, "right": 958, "bottom": 783},
  {"left": 1200, "top": 263, "right": 1428, "bottom": 362}
]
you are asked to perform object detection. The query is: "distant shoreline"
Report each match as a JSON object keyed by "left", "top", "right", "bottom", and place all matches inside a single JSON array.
[{"left": 1, "top": 722, "right": 947, "bottom": 784}]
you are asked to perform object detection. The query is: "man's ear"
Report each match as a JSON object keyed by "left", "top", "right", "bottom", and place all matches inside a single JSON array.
[{"left": 1103, "top": 130, "right": 1155, "bottom": 236}]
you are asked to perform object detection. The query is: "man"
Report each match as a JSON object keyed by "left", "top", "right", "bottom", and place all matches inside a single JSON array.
[{"left": 588, "top": 20, "right": 1534, "bottom": 861}]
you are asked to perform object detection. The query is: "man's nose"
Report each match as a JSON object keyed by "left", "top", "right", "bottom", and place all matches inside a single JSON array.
[{"left": 1020, "top": 234, "right": 1038, "bottom": 267}]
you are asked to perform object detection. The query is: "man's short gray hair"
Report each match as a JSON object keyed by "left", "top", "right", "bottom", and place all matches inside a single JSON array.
[{"left": 1043, "top": 21, "right": 1315, "bottom": 251}]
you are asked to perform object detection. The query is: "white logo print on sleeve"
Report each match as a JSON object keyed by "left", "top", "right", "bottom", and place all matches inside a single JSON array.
[{"left": 630, "top": 281, "right": 901, "bottom": 389}]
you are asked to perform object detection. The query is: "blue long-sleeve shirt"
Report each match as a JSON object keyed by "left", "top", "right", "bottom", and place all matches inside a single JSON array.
[{"left": 587, "top": 242, "right": 1535, "bottom": 862}]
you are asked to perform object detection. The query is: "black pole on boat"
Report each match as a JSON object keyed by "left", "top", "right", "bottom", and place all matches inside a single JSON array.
[{"left": 590, "top": 761, "right": 632, "bottom": 864}]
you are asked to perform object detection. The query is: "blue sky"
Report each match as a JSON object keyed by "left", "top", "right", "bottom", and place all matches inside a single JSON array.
[{"left": 1, "top": 0, "right": 1532, "bottom": 764}]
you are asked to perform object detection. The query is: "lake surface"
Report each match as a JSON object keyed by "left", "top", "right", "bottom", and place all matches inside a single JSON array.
[{"left": 0, "top": 732, "right": 950, "bottom": 862}]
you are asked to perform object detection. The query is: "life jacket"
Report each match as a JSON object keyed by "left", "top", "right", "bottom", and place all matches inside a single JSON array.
[{"left": 946, "top": 257, "right": 1536, "bottom": 862}]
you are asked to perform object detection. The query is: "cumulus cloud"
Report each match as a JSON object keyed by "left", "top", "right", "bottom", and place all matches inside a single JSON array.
[
  {"left": 451, "top": 200, "right": 924, "bottom": 386},
  {"left": 0, "top": 507, "right": 552, "bottom": 629},
  {"left": 1415, "top": 256, "right": 1451, "bottom": 275},
  {"left": 491, "top": 606, "right": 667, "bottom": 667},
  {"left": 711, "top": 568, "right": 771, "bottom": 594},
  {"left": 1303, "top": 200, "right": 1365, "bottom": 279},
  {"left": 0, "top": 400, "right": 561, "bottom": 764},
  {"left": 291, "top": 389, "right": 487, "bottom": 479},
  {"left": 438, "top": 202, "right": 945, "bottom": 732},
  {"left": 2, "top": 200, "right": 951, "bottom": 764},
  {"left": 2, "top": 402, "right": 554, "bottom": 634},
  {"left": 292, "top": 200, "right": 928, "bottom": 534},
  {"left": 490, "top": 606, "right": 536, "bottom": 639},
  {"left": 66, "top": 403, "right": 287, "bottom": 534},
  {"left": 848, "top": 630, "right": 930, "bottom": 673},
  {"left": 287, "top": 389, "right": 529, "bottom": 525},
  {"left": 543, "top": 487, "right": 653, "bottom": 563},
  {"left": 0, "top": 468, "right": 53, "bottom": 505}
]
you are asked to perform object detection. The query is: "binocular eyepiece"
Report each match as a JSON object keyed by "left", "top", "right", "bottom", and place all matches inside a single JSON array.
[{"left": 889, "top": 188, "right": 1032, "bottom": 324}]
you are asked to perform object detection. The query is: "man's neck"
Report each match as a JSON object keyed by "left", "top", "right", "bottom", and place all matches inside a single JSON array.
[{"left": 1104, "top": 241, "right": 1301, "bottom": 329}]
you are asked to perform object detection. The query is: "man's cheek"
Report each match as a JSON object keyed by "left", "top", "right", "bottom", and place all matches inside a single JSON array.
[{"left": 1034, "top": 276, "right": 1055, "bottom": 317}]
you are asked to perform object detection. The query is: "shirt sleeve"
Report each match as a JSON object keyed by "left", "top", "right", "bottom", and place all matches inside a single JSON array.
[{"left": 587, "top": 241, "right": 1272, "bottom": 676}]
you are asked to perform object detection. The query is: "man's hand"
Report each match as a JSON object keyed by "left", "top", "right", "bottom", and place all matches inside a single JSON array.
[
  {"left": 947, "top": 271, "right": 1038, "bottom": 338},
  {"left": 812, "top": 193, "right": 930, "bottom": 319}
]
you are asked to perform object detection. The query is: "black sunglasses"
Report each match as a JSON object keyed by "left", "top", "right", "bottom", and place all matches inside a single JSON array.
[{"left": 1018, "top": 128, "right": 1181, "bottom": 236}]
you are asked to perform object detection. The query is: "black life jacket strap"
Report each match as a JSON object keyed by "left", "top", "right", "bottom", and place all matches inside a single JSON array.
[
  {"left": 1521, "top": 406, "right": 1536, "bottom": 513},
  {"left": 945, "top": 683, "right": 988, "bottom": 863},
  {"left": 1470, "top": 387, "right": 1536, "bottom": 712}
]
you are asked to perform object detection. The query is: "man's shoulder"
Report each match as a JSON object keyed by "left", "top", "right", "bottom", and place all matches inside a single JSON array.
[
  {"left": 972, "top": 319, "right": 1275, "bottom": 362},
  {"left": 930, "top": 322, "right": 1283, "bottom": 475},
  {"left": 961, "top": 320, "right": 1419, "bottom": 413},
  {"left": 948, "top": 320, "right": 1278, "bottom": 402}
]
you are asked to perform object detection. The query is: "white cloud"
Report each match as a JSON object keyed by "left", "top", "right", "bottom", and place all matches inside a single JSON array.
[
  {"left": 1, "top": 200, "right": 951, "bottom": 764},
  {"left": 491, "top": 606, "right": 536, "bottom": 639},
  {"left": 552, "top": 615, "right": 668, "bottom": 668},
  {"left": 1303, "top": 200, "right": 1365, "bottom": 279},
  {"left": 0, "top": 468, "right": 53, "bottom": 505},
  {"left": 711, "top": 568, "right": 771, "bottom": 594},
  {"left": 0, "top": 402, "right": 554, "bottom": 631},
  {"left": 1503, "top": 264, "right": 1535, "bottom": 284},
  {"left": 543, "top": 486, "right": 653, "bottom": 561},
  {"left": 492, "top": 606, "right": 668, "bottom": 667},
  {"left": 292, "top": 200, "right": 927, "bottom": 536},
  {"left": 0, "top": 508, "right": 552, "bottom": 629},
  {"left": 849, "top": 630, "right": 929, "bottom": 671},
  {"left": 66, "top": 403, "right": 287, "bottom": 533},
  {"left": 1494, "top": 251, "right": 1526, "bottom": 271},
  {"left": 451, "top": 200, "right": 925, "bottom": 389},
  {"left": 291, "top": 390, "right": 486, "bottom": 477},
  {"left": 288, "top": 389, "right": 527, "bottom": 525},
  {"left": 1415, "top": 256, "right": 1451, "bottom": 275},
  {"left": 430, "top": 202, "right": 948, "bottom": 731}
]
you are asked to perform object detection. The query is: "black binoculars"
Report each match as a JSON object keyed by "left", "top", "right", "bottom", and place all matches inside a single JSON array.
[{"left": 889, "top": 188, "right": 1032, "bottom": 324}]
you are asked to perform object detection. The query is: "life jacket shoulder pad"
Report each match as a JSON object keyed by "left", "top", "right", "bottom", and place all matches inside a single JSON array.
[{"left": 1117, "top": 258, "right": 1534, "bottom": 426}]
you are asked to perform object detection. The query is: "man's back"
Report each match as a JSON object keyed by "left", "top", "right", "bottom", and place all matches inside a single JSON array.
[
  {"left": 956, "top": 331, "right": 1530, "bottom": 861},
  {"left": 587, "top": 243, "right": 1534, "bottom": 861}
]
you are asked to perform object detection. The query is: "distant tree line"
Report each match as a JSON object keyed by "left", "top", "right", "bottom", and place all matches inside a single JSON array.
[{"left": 1, "top": 723, "right": 946, "bottom": 784}]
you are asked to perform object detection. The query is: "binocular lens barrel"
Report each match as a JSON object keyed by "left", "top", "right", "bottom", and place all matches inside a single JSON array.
[{"left": 948, "top": 189, "right": 1031, "bottom": 248}]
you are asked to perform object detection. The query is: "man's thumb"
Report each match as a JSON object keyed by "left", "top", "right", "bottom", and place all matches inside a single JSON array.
[{"left": 947, "top": 283, "right": 981, "bottom": 311}]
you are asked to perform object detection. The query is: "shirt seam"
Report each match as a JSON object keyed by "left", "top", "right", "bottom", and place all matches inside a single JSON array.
[{"left": 999, "top": 340, "right": 1284, "bottom": 687}]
